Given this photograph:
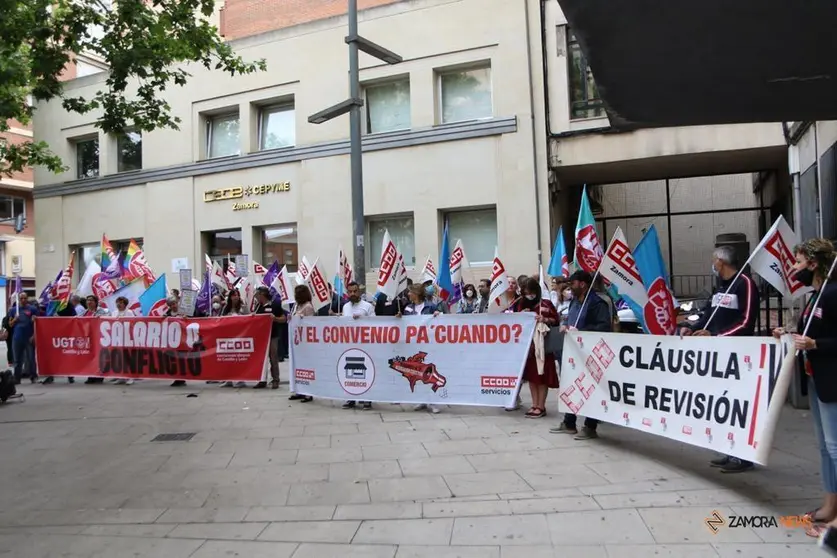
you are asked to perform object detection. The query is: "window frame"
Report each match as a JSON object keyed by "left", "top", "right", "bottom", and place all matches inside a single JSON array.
[
  {"left": 261, "top": 224, "right": 299, "bottom": 273},
  {"left": 437, "top": 63, "right": 494, "bottom": 125},
  {"left": 74, "top": 137, "right": 100, "bottom": 180},
  {"left": 364, "top": 76, "right": 412, "bottom": 135},
  {"left": 366, "top": 214, "right": 416, "bottom": 270},
  {"left": 0, "top": 194, "right": 27, "bottom": 223},
  {"left": 205, "top": 112, "right": 241, "bottom": 159},
  {"left": 116, "top": 129, "right": 142, "bottom": 173},
  {"left": 567, "top": 29, "right": 606, "bottom": 121},
  {"left": 445, "top": 208, "right": 498, "bottom": 267},
  {"left": 258, "top": 103, "right": 296, "bottom": 151}
]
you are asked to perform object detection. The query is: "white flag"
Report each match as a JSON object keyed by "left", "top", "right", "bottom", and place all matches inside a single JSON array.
[
  {"left": 100, "top": 279, "right": 146, "bottom": 314},
  {"left": 538, "top": 264, "right": 550, "bottom": 299},
  {"left": 749, "top": 215, "right": 812, "bottom": 299},
  {"left": 396, "top": 250, "right": 409, "bottom": 294},
  {"left": 450, "top": 240, "right": 468, "bottom": 284},
  {"left": 77, "top": 259, "right": 102, "bottom": 298},
  {"left": 210, "top": 260, "right": 228, "bottom": 290},
  {"left": 305, "top": 258, "right": 332, "bottom": 312},
  {"left": 271, "top": 265, "right": 295, "bottom": 308},
  {"left": 376, "top": 230, "right": 401, "bottom": 299},
  {"left": 421, "top": 256, "right": 437, "bottom": 283},
  {"left": 204, "top": 254, "right": 213, "bottom": 274},
  {"left": 598, "top": 227, "right": 649, "bottom": 307},
  {"left": 487, "top": 248, "right": 510, "bottom": 314},
  {"left": 296, "top": 256, "right": 313, "bottom": 286}
]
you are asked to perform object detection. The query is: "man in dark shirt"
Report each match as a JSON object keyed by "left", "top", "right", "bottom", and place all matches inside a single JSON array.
[
  {"left": 551, "top": 270, "right": 612, "bottom": 440},
  {"left": 680, "top": 245, "right": 759, "bottom": 473},
  {"left": 254, "top": 286, "right": 284, "bottom": 389},
  {"left": 8, "top": 293, "right": 39, "bottom": 384}
]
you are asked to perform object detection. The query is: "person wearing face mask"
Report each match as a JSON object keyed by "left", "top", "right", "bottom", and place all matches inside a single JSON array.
[
  {"left": 772, "top": 238, "right": 837, "bottom": 536},
  {"left": 551, "top": 270, "right": 611, "bottom": 439},
  {"left": 253, "top": 286, "right": 284, "bottom": 389},
  {"left": 422, "top": 281, "right": 450, "bottom": 314},
  {"left": 456, "top": 284, "right": 479, "bottom": 314},
  {"left": 512, "top": 278, "right": 559, "bottom": 419},
  {"left": 211, "top": 295, "right": 223, "bottom": 317},
  {"left": 680, "top": 245, "right": 759, "bottom": 473},
  {"left": 475, "top": 279, "right": 491, "bottom": 313}
]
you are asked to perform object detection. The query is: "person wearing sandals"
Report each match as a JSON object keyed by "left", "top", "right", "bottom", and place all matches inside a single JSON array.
[
  {"left": 288, "top": 285, "right": 315, "bottom": 403},
  {"left": 772, "top": 238, "right": 837, "bottom": 537},
  {"left": 253, "top": 286, "right": 283, "bottom": 390},
  {"left": 550, "top": 270, "right": 612, "bottom": 438},
  {"left": 512, "top": 278, "right": 558, "bottom": 419}
]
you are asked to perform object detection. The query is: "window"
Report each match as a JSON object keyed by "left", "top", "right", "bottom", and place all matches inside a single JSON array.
[
  {"left": 117, "top": 130, "right": 142, "bottom": 172},
  {"left": 447, "top": 208, "right": 497, "bottom": 265},
  {"left": 206, "top": 113, "right": 240, "bottom": 158},
  {"left": 207, "top": 230, "right": 242, "bottom": 271},
  {"left": 259, "top": 105, "right": 295, "bottom": 150},
  {"left": 74, "top": 243, "right": 99, "bottom": 284},
  {"left": 75, "top": 138, "right": 99, "bottom": 179},
  {"left": 76, "top": 60, "right": 105, "bottom": 78},
  {"left": 567, "top": 31, "right": 605, "bottom": 120},
  {"left": 439, "top": 65, "right": 492, "bottom": 124},
  {"left": 0, "top": 195, "right": 25, "bottom": 223},
  {"left": 262, "top": 225, "right": 298, "bottom": 272},
  {"left": 368, "top": 215, "right": 415, "bottom": 268},
  {"left": 365, "top": 78, "right": 411, "bottom": 134}
]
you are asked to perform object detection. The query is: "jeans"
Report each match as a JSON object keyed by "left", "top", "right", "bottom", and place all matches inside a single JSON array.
[
  {"left": 268, "top": 337, "right": 280, "bottom": 382},
  {"left": 563, "top": 413, "right": 598, "bottom": 431},
  {"left": 810, "top": 379, "right": 837, "bottom": 493},
  {"left": 12, "top": 336, "right": 34, "bottom": 382}
]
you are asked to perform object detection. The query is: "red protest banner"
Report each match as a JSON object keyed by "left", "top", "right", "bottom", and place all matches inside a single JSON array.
[{"left": 34, "top": 315, "right": 271, "bottom": 381}]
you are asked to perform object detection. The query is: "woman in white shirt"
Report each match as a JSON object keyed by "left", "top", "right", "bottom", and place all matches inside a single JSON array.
[
  {"left": 288, "top": 285, "right": 316, "bottom": 402},
  {"left": 111, "top": 297, "right": 135, "bottom": 384}
]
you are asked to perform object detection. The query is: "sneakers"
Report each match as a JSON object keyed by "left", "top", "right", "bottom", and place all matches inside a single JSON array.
[
  {"left": 710, "top": 455, "right": 730, "bottom": 468},
  {"left": 253, "top": 382, "right": 268, "bottom": 389},
  {"left": 125, "top": 379, "right": 135, "bottom": 385},
  {"left": 362, "top": 402, "right": 372, "bottom": 411},
  {"left": 413, "top": 404, "right": 428, "bottom": 411},
  {"left": 342, "top": 401, "right": 356, "bottom": 409},
  {"left": 573, "top": 427, "right": 598, "bottom": 440},
  {"left": 414, "top": 404, "right": 441, "bottom": 414},
  {"left": 549, "top": 423, "right": 578, "bottom": 435},
  {"left": 720, "top": 457, "right": 754, "bottom": 474}
]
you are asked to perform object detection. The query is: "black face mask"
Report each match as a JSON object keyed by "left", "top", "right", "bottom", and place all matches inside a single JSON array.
[{"left": 794, "top": 267, "right": 815, "bottom": 287}]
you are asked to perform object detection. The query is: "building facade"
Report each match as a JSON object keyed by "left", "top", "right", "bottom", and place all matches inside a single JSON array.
[{"left": 33, "top": 0, "right": 549, "bottom": 291}]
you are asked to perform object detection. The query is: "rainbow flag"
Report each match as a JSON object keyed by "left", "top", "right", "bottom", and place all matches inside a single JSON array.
[
  {"left": 122, "top": 239, "right": 155, "bottom": 286},
  {"left": 47, "top": 253, "right": 75, "bottom": 316},
  {"left": 101, "top": 234, "right": 121, "bottom": 280}
]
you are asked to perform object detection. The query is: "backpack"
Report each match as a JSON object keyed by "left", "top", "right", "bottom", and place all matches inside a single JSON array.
[{"left": 0, "top": 369, "right": 16, "bottom": 403}]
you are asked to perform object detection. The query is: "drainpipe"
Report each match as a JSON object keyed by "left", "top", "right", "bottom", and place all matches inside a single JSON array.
[
  {"left": 525, "top": 0, "right": 543, "bottom": 265},
  {"left": 815, "top": 121, "right": 824, "bottom": 236}
]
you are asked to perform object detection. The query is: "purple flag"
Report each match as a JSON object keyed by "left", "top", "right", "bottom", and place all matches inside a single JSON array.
[
  {"left": 102, "top": 250, "right": 123, "bottom": 280},
  {"left": 262, "top": 261, "right": 279, "bottom": 290},
  {"left": 40, "top": 270, "right": 63, "bottom": 306},
  {"left": 195, "top": 271, "right": 211, "bottom": 315}
]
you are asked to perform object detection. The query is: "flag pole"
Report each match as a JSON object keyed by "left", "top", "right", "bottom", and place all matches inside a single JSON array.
[{"left": 699, "top": 246, "right": 760, "bottom": 331}]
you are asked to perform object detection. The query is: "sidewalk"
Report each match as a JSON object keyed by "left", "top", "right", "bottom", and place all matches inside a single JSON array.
[{"left": 0, "top": 371, "right": 824, "bottom": 557}]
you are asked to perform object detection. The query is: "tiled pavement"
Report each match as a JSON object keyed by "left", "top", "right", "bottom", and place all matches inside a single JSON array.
[{"left": 0, "top": 368, "right": 826, "bottom": 557}]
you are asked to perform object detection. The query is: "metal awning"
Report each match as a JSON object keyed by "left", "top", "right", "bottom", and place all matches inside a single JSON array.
[{"left": 557, "top": 0, "right": 837, "bottom": 128}]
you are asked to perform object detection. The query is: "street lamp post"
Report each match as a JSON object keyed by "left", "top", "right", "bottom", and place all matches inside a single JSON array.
[{"left": 308, "top": 0, "right": 402, "bottom": 289}]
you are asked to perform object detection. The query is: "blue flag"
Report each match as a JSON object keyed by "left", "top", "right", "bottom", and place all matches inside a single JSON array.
[
  {"left": 624, "top": 225, "right": 678, "bottom": 335},
  {"left": 437, "top": 221, "right": 454, "bottom": 301},
  {"left": 547, "top": 226, "right": 570, "bottom": 277},
  {"left": 139, "top": 274, "right": 168, "bottom": 316}
]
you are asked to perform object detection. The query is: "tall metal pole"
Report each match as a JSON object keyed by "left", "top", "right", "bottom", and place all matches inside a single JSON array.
[{"left": 348, "top": 0, "right": 366, "bottom": 285}]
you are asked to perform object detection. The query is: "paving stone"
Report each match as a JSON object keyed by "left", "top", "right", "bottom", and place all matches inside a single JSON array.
[
  {"left": 167, "top": 521, "right": 268, "bottom": 540},
  {"left": 604, "top": 544, "right": 721, "bottom": 557},
  {"left": 368, "top": 476, "right": 452, "bottom": 502},
  {"left": 258, "top": 520, "right": 360, "bottom": 543},
  {"left": 189, "top": 540, "right": 298, "bottom": 558},
  {"left": 396, "top": 546, "right": 500, "bottom": 558},
  {"left": 499, "top": 546, "right": 608, "bottom": 558},
  {"left": 546, "top": 509, "right": 656, "bottom": 545},
  {"left": 156, "top": 507, "right": 250, "bottom": 524},
  {"left": 424, "top": 439, "right": 494, "bottom": 456},
  {"left": 443, "top": 471, "right": 531, "bottom": 497},
  {"left": 423, "top": 500, "right": 512, "bottom": 518},
  {"left": 354, "top": 518, "right": 454, "bottom": 545},
  {"left": 638, "top": 507, "right": 763, "bottom": 543},
  {"left": 291, "top": 543, "right": 397, "bottom": 558},
  {"left": 287, "top": 481, "right": 371, "bottom": 505},
  {"left": 329, "top": 460, "right": 403, "bottom": 481},
  {"left": 399, "top": 456, "right": 477, "bottom": 476},
  {"left": 334, "top": 502, "right": 423, "bottom": 520},
  {"left": 244, "top": 505, "right": 336, "bottom": 522},
  {"left": 451, "top": 514, "right": 552, "bottom": 546}
]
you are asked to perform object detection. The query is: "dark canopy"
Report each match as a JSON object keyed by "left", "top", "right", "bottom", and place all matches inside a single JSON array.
[{"left": 558, "top": 0, "right": 837, "bottom": 128}]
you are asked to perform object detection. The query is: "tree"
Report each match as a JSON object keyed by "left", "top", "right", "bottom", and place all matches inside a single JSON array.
[{"left": 0, "top": 0, "right": 266, "bottom": 177}]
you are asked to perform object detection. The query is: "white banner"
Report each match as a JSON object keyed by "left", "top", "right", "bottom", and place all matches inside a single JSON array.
[
  {"left": 558, "top": 332, "right": 791, "bottom": 465},
  {"left": 290, "top": 314, "right": 536, "bottom": 407}
]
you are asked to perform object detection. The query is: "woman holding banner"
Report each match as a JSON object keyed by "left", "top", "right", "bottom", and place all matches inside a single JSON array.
[
  {"left": 513, "top": 278, "right": 559, "bottom": 419},
  {"left": 773, "top": 238, "right": 837, "bottom": 537}
]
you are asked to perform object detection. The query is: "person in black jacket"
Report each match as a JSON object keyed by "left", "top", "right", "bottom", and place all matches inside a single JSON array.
[
  {"left": 681, "top": 245, "right": 760, "bottom": 473},
  {"left": 773, "top": 238, "right": 837, "bottom": 536},
  {"left": 550, "top": 270, "right": 612, "bottom": 440}
]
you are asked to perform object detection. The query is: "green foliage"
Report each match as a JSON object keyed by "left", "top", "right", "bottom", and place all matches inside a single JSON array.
[{"left": 0, "top": 0, "right": 266, "bottom": 177}]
